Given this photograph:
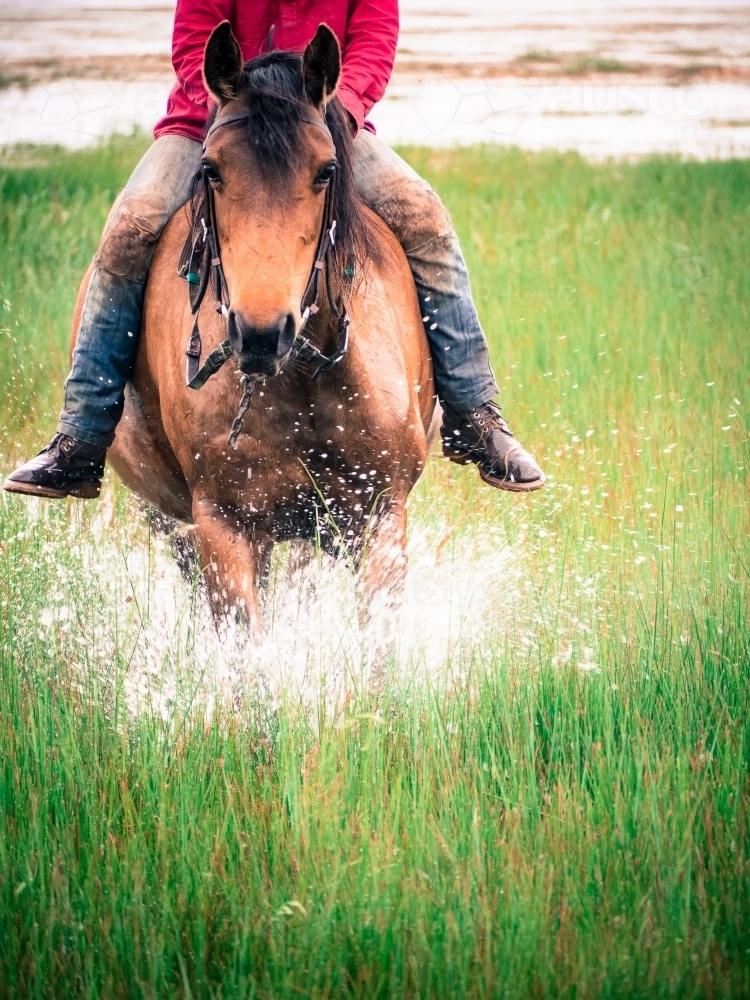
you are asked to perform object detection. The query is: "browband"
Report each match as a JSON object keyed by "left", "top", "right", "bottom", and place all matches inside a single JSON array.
[{"left": 204, "top": 108, "right": 333, "bottom": 148}]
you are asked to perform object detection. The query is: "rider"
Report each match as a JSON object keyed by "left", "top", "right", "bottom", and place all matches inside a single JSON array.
[{"left": 5, "top": 0, "right": 545, "bottom": 499}]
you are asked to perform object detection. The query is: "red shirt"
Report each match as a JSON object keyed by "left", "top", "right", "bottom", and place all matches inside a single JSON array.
[{"left": 154, "top": 0, "right": 399, "bottom": 141}]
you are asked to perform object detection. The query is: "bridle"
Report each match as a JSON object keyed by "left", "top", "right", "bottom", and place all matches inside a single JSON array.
[{"left": 177, "top": 108, "right": 351, "bottom": 448}]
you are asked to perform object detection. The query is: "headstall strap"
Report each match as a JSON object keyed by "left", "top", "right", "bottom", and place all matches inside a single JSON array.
[{"left": 179, "top": 110, "right": 351, "bottom": 446}]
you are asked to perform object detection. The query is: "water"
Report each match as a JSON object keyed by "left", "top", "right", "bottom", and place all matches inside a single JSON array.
[
  {"left": 86, "top": 511, "right": 526, "bottom": 720},
  {"left": 26, "top": 481, "right": 598, "bottom": 722},
  {"left": 0, "top": 0, "right": 748, "bottom": 158}
]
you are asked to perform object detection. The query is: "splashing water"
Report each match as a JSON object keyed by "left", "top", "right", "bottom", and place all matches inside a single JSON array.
[
  {"left": 116, "top": 521, "right": 523, "bottom": 720},
  {"left": 21, "top": 482, "right": 606, "bottom": 723}
]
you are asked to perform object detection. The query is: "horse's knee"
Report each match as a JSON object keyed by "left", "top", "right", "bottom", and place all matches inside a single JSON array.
[
  {"left": 377, "top": 182, "right": 454, "bottom": 255},
  {"left": 95, "top": 192, "right": 173, "bottom": 280}
]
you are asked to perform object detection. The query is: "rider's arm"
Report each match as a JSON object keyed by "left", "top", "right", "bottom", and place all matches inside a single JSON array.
[
  {"left": 156, "top": 0, "right": 398, "bottom": 142},
  {"left": 337, "top": 0, "right": 399, "bottom": 133},
  {"left": 172, "top": 0, "right": 234, "bottom": 110},
  {"left": 154, "top": 0, "right": 235, "bottom": 140}
]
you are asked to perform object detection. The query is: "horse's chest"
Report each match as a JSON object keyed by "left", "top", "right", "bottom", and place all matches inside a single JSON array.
[
  {"left": 188, "top": 385, "right": 421, "bottom": 544},
  {"left": 233, "top": 434, "right": 395, "bottom": 546}
]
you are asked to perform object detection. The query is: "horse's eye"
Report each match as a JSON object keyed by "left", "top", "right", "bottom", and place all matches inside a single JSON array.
[
  {"left": 315, "top": 162, "right": 337, "bottom": 185},
  {"left": 202, "top": 161, "right": 221, "bottom": 185}
]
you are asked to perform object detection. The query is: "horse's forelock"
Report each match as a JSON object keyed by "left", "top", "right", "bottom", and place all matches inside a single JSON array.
[
  {"left": 240, "top": 54, "right": 308, "bottom": 174},
  {"left": 230, "top": 50, "right": 378, "bottom": 273}
]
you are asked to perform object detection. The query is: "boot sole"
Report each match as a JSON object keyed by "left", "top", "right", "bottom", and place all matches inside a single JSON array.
[
  {"left": 444, "top": 450, "right": 546, "bottom": 493},
  {"left": 478, "top": 467, "right": 545, "bottom": 492},
  {"left": 3, "top": 479, "right": 101, "bottom": 500}
]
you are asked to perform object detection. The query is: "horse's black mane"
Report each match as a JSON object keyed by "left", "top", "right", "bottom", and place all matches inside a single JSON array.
[{"left": 199, "top": 48, "right": 375, "bottom": 274}]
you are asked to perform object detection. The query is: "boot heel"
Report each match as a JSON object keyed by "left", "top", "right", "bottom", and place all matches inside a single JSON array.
[
  {"left": 68, "top": 482, "right": 102, "bottom": 499},
  {"left": 443, "top": 447, "right": 473, "bottom": 466}
]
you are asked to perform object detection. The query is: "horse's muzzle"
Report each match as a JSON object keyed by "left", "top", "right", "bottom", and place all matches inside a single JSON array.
[{"left": 227, "top": 309, "right": 297, "bottom": 378}]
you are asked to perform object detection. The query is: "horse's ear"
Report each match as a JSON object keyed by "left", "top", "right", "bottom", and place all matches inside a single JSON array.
[
  {"left": 203, "top": 21, "right": 243, "bottom": 102},
  {"left": 302, "top": 24, "right": 341, "bottom": 109}
]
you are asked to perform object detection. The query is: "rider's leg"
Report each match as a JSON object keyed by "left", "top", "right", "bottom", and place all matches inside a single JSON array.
[
  {"left": 351, "top": 130, "right": 496, "bottom": 412},
  {"left": 61, "top": 134, "right": 202, "bottom": 447},
  {"left": 6, "top": 135, "right": 202, "bottom": 498},
  {"left": 350, "top": 129, "right": 544, "bottom": 492}
]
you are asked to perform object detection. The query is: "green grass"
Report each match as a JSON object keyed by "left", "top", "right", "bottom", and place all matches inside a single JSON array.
[
  {"left": 513, "top": 49, "right": 561, "bottom": 65},
  {"left": 561, "top": 54, "right": 643, "bottom": 76},
  {"left": 0, "top": 137, "right": 748, "bottom": 998},
  {"left": 511, "top": 51, "right": 644, "bottom": 75}
]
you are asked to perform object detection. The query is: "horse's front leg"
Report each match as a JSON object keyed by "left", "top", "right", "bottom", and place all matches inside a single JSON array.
[
  {"left": 349, "top": 501, "right": 409, "bottom": 681},
  {"left": 192, "top": 496, "right": 272, "bottom": 632},
  {"left": 359, "top": 501, "right": 409, "bottom": 614}
]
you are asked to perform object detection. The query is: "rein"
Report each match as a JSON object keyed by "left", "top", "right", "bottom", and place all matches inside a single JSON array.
[{"left": 177, "top": 109, "right": 351, "bottom": 448}]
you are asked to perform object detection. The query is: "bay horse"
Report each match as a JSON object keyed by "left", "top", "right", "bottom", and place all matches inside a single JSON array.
[{"left": 71, "top": 23, "right": 436, "bottom": 631}]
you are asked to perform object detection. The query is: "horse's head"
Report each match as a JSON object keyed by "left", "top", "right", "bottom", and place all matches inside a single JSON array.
[{"left": 201, "top": 21, "right": 355, "bottom": 378}]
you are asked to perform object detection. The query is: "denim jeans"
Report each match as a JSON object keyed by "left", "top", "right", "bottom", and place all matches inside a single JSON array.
[
  {"left": 350, "top": 131, "right": 498, "bottom": 410},
  {"left": 58, "top": 130, "right": 498, "bottom": 448},
  {"left": 58, "top": 135, "right": 203, "bottom": 447}
]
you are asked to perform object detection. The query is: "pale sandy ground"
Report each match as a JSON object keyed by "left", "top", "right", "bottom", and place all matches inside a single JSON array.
[{"left": 0, "top": 0, "right": 749, "bottom": 158}]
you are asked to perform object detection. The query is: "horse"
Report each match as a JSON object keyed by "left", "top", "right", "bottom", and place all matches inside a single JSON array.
[{"left": 71, "top": 22, "right": 436, "bottom": 632}]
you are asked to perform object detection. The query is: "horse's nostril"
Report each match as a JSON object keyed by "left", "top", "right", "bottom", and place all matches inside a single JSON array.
[
  {"left": 279, "top": 312, "right": 296, "bottom": 354},
  {"left": 228, "top": 310, "right": 297, "bottom": 372}
]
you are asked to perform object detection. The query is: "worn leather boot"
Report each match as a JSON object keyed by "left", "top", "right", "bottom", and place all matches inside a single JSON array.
[
  {"left": 441, "top": 400, "right": 545, "bottom": 492},
  {"left": 4, "top": 434, "right": 106, "bottom": 499}
]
